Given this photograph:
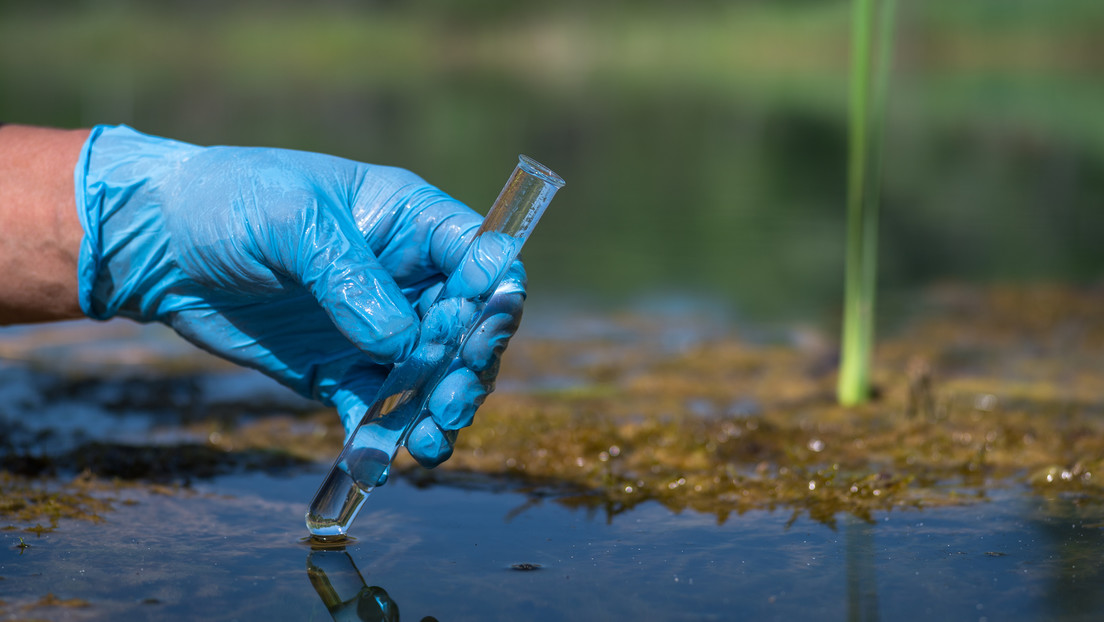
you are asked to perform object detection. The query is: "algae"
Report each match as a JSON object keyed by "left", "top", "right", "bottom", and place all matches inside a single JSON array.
[
  {"left": 22, "top": 592, "right": 92, "bottom": 610},
  {"left": 404, "top": 284, "right": 1104, "bottom": 525},
  {"left": 2, "top": 284, "right": 1104, "bottom": 530},
  {"left": 0, "top": 471, "right": 114, "bottom": 535}
]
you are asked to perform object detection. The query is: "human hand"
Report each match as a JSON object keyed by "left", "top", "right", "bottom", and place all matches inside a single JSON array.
[{"left": 75, "top": 125, "right": 524, "bottom": 466}]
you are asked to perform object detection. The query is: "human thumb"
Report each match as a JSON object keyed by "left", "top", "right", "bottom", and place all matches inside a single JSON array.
[{"left": 294, "top": 208, "right": 419, "bottom": 365}]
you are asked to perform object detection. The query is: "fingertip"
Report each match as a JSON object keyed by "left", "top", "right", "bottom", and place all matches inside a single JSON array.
[
  {"left": 443, "top": 236, "right": 525, "bottom": 300},
  {"left": 460, "top": 273, "right": 525, "bottom": 372},
  {"left": 483, "top": 262, "right": 526, "bottom": 318},
  {"left": 461, "top": 312, "right": 518, "bottom": 372},
  {"left": 299, "top": 207, "right": 420, "bottom": 364},
  {"left": 366, "top": 313, "right": 419, "bottom": 362},
  {"left": 497, "top": 261, "right": 528, "bottom": 296},
  {"left": 412, "top": 281, "right": 445, "bottom": 317},
  {"left": 406, "top": 418, "right": 456, "bottom": 468},
  {"left": 428, "top": 368, "right": 485, "bottom": 431},
  {"left": 323, "top": 276, "right": 420, "bottom": 364}
]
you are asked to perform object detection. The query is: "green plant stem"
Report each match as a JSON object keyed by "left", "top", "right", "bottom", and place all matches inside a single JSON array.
[{"left": 838, "top": 0, "right": 896, "bottom": 406}]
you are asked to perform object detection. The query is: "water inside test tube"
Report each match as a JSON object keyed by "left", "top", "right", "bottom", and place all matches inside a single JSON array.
[
  {"left": 306, "top": 156, "right": 563, "bottom": 540},
  {"left": 305, "top": 447, "right": 390, "bottom": 540},
  {"left": 305, "top": 237, "right": 523, "bottom": 540},
  {"left": 305, "top": 472, "right": 368, "bottom": 540}
]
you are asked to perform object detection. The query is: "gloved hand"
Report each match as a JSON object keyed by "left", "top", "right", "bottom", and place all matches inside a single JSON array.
[{"left": 75, "top": 124, "right": 524, "bottom": 467}]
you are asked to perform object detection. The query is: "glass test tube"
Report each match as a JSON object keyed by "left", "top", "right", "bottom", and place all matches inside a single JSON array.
[{"left": 306, "top": 155, "right": 565, "bottom": 540}]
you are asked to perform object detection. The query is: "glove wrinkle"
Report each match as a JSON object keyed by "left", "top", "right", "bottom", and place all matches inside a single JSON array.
[
  {"left": 428, "top": 209, "right": 482, "bottom": 275},
  {"left": 75, "top": 124, "right": 528, "bottom": 468}
]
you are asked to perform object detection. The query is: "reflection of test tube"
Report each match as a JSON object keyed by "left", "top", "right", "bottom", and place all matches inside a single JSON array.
[
  {"left": 306, "top": 550, "right": 399, "bottom": 621},
  {"left": 306, "top": 155, "right": 565, "bottom": 540}
]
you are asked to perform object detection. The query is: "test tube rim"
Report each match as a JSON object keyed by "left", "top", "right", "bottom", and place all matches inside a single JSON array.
[{"left": 517, "top": 154, "right": 565, "bottom": 189}]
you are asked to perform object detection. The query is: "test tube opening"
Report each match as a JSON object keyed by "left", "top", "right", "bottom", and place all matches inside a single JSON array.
[
  {"left": 517, "top": 155, "right": 565, "bottom": 189},
  {"left": 305, "top": 153, "right": 564, "bottom": 540}
]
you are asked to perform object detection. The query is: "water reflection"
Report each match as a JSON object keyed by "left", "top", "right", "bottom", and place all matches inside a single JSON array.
[
  {"left": 1031, "top": 495, "right": 1104, "bottom": 620},
  {"left": 845, "top": 516, "right": 879, "bottom": 622},
  {"left": 307, "top": 549, "right": 402, "bottom": 622}
]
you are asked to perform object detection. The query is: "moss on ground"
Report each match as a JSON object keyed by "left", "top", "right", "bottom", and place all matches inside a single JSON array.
[
  {"left": 0, "top": 471, "right": 116, "bottom": 535},
  {"left": 3, "top": 284, "right": 1104, "bottom": 529},
  {"left": 411, "top": 284, "right": 1104, "bottom": 525}
]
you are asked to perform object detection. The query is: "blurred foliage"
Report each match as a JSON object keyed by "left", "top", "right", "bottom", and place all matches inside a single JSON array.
[{"left": 1, "top": 0, "right": 1102, "bottom": 325}]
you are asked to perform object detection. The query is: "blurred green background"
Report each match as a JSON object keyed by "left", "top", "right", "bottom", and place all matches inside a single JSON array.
[{"left": 2, "top": 0, "right": 1102, "bottom": 330}]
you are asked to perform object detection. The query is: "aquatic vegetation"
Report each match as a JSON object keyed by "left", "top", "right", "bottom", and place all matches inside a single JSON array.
[
  {"left": 3, "top": 285, "right": 1104, "bottom": 533},
  {"left": 0, "top": 471, "right": 115, "bottom": 534},
  {"left": 64, "top": 442, "right": 307, "bottom": 481},
  {"left": 20, "top": 592, "right": 91, "bottom": 611},
  {"left": 837, "top": 0, "right": 897, "bottom": 406},
  {"left": 409, "top": 285, "right": 1104, "bottom": 526}
]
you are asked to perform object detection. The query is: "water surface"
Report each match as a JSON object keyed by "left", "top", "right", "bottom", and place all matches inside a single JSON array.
[
  {"left": 3, "top": 315, "right": 1104, "bottom": 621},
  {"left": 5, "top": 470, "right": 1104, "bottom": 621}
]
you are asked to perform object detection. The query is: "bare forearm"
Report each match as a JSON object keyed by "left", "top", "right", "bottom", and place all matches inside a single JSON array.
[{"left": 0, "top": 124, "right": 90, "bottom": 324}]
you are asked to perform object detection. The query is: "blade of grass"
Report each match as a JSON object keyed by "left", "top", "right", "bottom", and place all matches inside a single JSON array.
[{"left": 838, "top": 0, "right": 897, "bottom": 406}]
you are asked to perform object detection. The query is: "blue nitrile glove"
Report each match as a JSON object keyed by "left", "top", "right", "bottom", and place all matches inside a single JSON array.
[{"left": 74, "top": 124, "right": 524, "bottom": 467}]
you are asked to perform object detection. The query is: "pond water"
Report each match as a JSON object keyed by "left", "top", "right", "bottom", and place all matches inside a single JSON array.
[
  {"left": 6, "top": 471, "right": 1104, "bottom": 622},
  {"left": 3, "top": 314, "right": 1104, "bottom": 621},
  {"left": 2, "top": 2, "right": 1104, "bottom": 620}
]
